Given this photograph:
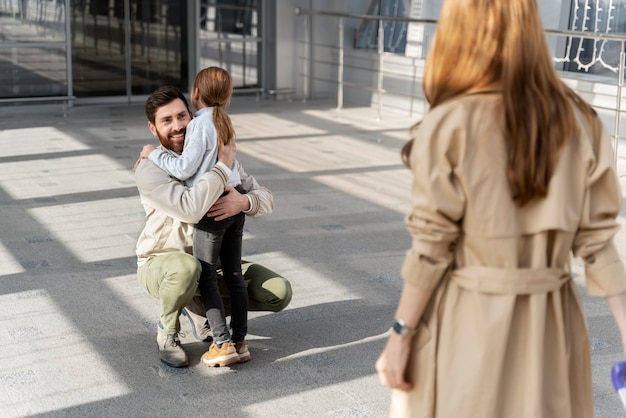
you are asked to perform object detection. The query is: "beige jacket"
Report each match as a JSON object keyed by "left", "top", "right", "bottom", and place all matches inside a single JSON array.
[
  {"left": 393, "top": 92, "right": 626, "bottom": 417},
  {"left": 135, "top": 154, "right": 273, "bottom": 266}
]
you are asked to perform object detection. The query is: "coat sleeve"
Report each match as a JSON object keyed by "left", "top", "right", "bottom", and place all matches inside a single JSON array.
[
  {"left": 572, "top": 126, "right": 626, "bottom": 297},
  {"left": 236, "top": 160, "right": 274, "bottom": 217},
  {"left": 400, "top": 111, "right": 466, "bottom": 290},
  {"left": 135, "top": 159, "right": 228, "bottom": 224}
]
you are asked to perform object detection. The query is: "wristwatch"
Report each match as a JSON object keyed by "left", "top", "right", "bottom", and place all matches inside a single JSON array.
[{"left": 392, "top": 319, "right": 418, "bottom": 337}]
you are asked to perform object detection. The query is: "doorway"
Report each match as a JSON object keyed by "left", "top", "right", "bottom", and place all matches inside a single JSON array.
[{"left": 70, "top": 0, "right": 188, "bottom": 97}]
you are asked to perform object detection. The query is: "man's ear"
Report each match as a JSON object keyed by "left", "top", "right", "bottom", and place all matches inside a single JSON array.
[{"left": 148, "top": 121, "right": 158, "bottom": 137}]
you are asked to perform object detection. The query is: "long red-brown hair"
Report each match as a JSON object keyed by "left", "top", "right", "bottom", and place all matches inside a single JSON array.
[
  {"left": 193, "top": 66, "right": 235, "bottom": 145},
  {"left": 402, "top": 0, "right": 599, "bottom": 206}
]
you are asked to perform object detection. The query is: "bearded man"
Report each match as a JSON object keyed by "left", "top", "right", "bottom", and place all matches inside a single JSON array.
[{"left": 135, "top": 86, "right": 292, "bottom": 368}]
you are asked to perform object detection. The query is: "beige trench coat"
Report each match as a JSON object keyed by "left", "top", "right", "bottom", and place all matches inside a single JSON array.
[{"left": 393, "top": 92, "right": 626, "bottom": 418}]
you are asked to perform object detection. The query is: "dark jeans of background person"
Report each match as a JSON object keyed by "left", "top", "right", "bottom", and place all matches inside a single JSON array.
[{"left": 194, "top": 211, "right": 248, "bottom": 344}]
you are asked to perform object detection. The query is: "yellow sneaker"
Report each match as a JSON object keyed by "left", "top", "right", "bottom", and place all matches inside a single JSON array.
[
  {"left": 235, "top": 340, "right": 251, "bottom": 363},
  {"left": 201, "top": 342, "right": 239, "bottom": 367}
]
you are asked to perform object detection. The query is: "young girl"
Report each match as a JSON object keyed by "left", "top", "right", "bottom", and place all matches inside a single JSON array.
[{"left": 141, "top": 67, "right": 249, "bottom": 367}]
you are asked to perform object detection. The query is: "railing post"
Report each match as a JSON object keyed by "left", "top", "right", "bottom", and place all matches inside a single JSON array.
[
  {"left": 615, "top": 48, "right": 624, "bottom": 166},
  {"left": 243, "top": 30, "right": 247, "bottom": 87},
  {"left": 377, "top": 19, "right": 384, "bottom": 120},
  {"left": 124, "top": 0, "right": 131, "bottom": 104},
  {"left": 301, "top": 11, "right": 311, "bottom": 102},
  {"left": 64, "top": 0, "right": 73, "bottom": 109},
  {"left": 337, "top": 16, "right": 344, "bottom": 110}
]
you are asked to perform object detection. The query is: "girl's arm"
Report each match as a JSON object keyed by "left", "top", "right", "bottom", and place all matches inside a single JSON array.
[{"left": 149, "top": 120, "right": 213, "bottom": 181}]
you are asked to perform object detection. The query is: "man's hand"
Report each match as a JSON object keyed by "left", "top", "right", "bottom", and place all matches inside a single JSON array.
[
  {"left": 208, "top": 186, "right": 250, "bottom": 221},
  {"left": 218, "top": 141, "right": 236, "bottom": 168},
  {"left": 140, "top": 144, "right": 156, "bottom": 159}
]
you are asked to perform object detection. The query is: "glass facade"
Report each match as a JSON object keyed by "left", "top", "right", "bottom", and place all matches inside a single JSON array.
[
  {"left": 7, "top": 0, "right": 626, "bottom": 102},
  {"left": 0, "top": 0, "right": 69, "bottom": 98},
  {"left": 0, "top": 0, "right": 262, "bottom": 101}
]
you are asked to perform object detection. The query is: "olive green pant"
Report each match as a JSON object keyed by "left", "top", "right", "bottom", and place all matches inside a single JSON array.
[{"left": 137, "top": 252, "right": 293, "bottom": 334}]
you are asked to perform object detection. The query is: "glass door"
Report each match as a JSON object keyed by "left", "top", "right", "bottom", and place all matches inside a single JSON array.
[
  {"left": 70, "top": 0, "right": 188, "bottom": 98},
  {"left": 199, "top": 0, "right": 260, "bottom": 90}
]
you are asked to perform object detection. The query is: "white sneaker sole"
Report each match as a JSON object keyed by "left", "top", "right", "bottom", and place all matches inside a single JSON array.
[{"left": 201, "top": 352, "right": 239, "bottom": 367}]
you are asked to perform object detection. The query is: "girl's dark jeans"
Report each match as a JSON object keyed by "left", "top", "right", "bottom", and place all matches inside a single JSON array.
[{"left": 193, "top": 211, "right": 247, "bottom": 344}]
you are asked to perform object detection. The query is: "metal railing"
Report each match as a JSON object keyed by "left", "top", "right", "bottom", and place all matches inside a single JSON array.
[
  {"left": 294, "top": 8, "right": 626, "bottom": 162},
  {"left": 294, "top": 8, "right": 435, "bottom": 117}
]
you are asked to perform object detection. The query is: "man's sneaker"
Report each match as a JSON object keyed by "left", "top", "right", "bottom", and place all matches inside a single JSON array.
[
  {"left": 201, "top": 342, "right": 239, "bottom": 367},
  {"left": 234, "top": 340, "right": 251, "bottom": 363},
  {"left": 181, "top": 307, "right": 213, "bottom": 342},
  {"left": 156, "top": 322, "right": 189, "bottom": 368}
]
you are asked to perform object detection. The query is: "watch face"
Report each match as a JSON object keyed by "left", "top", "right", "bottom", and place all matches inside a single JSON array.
[
  {"left": 393, "top": 319, "right": 417, "bottom": 336},
  {"left": 393, "top": 320, "right": 406, "bottom": 335}
]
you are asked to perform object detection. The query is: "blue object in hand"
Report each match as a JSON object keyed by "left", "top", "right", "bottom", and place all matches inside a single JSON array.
[{"left": 611, "top": 362, "right": 626, "bottom": 411}]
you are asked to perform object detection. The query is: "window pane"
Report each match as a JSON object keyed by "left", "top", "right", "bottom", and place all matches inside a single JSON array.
[
  {"left": 0, "top": 0, "right": 66, "bottom": 42},
  {"left": 562, "top": 0, "right": 626, "bottom": 78},
  {"left": 355, "top": 0, "right": 409, "bottom": 55},
  {"left": 0, "top": 0, "right": 68, "bottom": 98},
  {"left": 130, "top": 0, "right": 188, "bottom": 95},
  {"left": 199, "top": 0, "right": 259, "bottom": 88},
  {"left": 0, "top": 47, "right": 67, "bottom": 97},
  {"left": 70, "top": 0, "right": 188, "bottom": 97}
]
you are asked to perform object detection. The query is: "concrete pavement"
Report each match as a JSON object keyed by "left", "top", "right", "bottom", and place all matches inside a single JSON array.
[{"left": 0, "top": 97, "right": 625, "bottom": 417}]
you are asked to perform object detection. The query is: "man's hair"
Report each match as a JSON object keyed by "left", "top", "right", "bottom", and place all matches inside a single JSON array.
[{"left": 145, "top": 86, "right": 190, "bottom": 124}]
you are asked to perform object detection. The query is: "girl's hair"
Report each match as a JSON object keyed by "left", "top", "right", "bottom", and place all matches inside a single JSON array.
[
  {"left": 193, "top": 66, "right": 235, "bottom": 145},
  {"left": 402, "top": 0, "right": 600, "bottom": 206}
]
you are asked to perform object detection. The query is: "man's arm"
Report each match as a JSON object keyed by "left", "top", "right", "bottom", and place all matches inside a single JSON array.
[
  {"left": 136, "top": 160, "right": 228, "bottom": 224},
  {"left": 207, "top": 160, "right": 273, "bottom": 220},
  {"left": 135, "top": 142, "right": 236, "bottom": 224}
]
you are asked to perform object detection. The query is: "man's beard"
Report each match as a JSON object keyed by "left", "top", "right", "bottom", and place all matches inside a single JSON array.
[{"left": 156, "top": 127, "right": 185, "bottom": 154}]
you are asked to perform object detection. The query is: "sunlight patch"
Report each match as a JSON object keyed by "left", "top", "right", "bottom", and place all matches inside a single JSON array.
[
  {"left": 242, "top": 251, "right": 359, "bottom": 309},
  {"left": 239, "top": 135, "right": 400, "bottom": 173},
  {"left": 0, "top": 290, "right": 130, "bottom": 416},
  {"left": 314, "top": 168, "right": 411, "bottom": 215},
  {"left": 0, "top": 154, "right": 135, "bottom": 200},
  {"left": 28, "top": 197, "right": 142, "bottom": 263},
  {"left": 234, "top": 113, "right": 327, "bottom": 141},
  {"left": 0, "top": 127, "right": 90, "bottom": 158}
]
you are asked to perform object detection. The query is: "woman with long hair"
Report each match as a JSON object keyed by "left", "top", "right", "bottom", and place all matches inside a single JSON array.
[{"left": 375, "top": 1, "right": 626, "bottom": 416}]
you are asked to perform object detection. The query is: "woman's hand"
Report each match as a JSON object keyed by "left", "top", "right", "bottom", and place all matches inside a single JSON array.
[
  {"left": 375, "top": 334, "right": 414, "bottom": 391},
  {"left": 377, "top": 283, "right": 433, "bottom": 391}
]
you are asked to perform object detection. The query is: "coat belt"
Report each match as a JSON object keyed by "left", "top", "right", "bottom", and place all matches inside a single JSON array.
[{"left": 451, "top": 266, "right": 570, "bottom": 295}]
